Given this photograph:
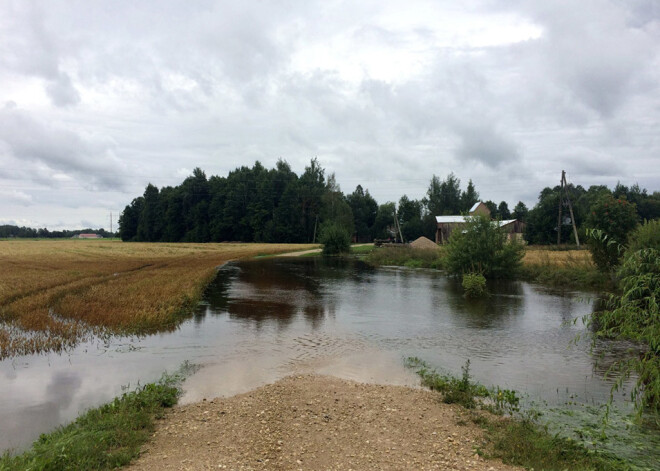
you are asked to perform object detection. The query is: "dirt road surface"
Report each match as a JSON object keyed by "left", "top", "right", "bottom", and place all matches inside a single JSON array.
[{"left": 128, "top": 375, "right": 521, "bottom": 471}]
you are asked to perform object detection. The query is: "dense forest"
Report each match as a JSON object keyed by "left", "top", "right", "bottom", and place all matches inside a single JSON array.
[
  {"left": 0, "top": 226, "right": 115, "bottom": 239},
  {"left": 118, "top": 158, "right": 660, "bottom": 244}
]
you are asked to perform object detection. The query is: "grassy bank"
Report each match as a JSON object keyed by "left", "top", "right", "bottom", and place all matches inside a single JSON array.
[
  {"left": 0, "top": 373, "right": 182, "bottom": 471},
  {"left": 363, "top": 245, "right": 443, "bottom": 268},
  {"left": 0, "top": 240, "right": 314, "bottom": 359},
  {"left": 405, "top": 358, "right": 640, "bottom": 471},
  {"left": 520, "top": 246, "right": 612, "bottom": 291},
  {"left": 362, "top": 244, "right": 610, "bottom": 291}
]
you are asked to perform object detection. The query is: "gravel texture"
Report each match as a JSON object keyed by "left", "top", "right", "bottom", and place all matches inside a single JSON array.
[{"left": 128, "top": 375, "right": 521, "bottom": 471}]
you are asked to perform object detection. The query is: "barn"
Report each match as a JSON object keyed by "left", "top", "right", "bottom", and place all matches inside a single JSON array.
[
  {"left": 434, "top": 202, "right": 525, "bottom": 244},
  {"left": 73, "top": 233, "right": 103, "bottom": 239}
]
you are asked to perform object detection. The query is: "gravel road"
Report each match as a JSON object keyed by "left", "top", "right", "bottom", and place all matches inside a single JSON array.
[{"left": 128, "top": 375, "right": 521, "bottom": 471}]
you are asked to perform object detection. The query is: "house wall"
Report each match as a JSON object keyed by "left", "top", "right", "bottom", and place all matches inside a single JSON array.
[
  {"left": 435, "top": 222, "right": 466, "bottom": 244},
  {"left": 436, "top": 220, "right": 526, "bottom": 244},
  {"left": 469, "top": 203, "right": 491, "bottom": 217}
]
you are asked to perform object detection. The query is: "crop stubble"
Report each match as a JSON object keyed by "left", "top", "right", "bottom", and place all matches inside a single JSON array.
[{"left": 0, "top": 240, "right": 314, "bottom": 359}]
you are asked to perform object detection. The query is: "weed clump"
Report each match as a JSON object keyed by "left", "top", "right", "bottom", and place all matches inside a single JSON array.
[
  {"left": 404, "top": 358, "right": 490, "bottom": 409},
  {"left": 462, "top": 272, "right": 487, "bottom": 298}
]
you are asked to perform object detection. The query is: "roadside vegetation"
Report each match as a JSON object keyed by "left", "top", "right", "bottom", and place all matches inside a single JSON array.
[
  {"left": 586, "top": 219, "right": 660, "bottom": 416},
  {"left": 0, "top": 372, "right": 183, "bottom": 471},
  {"left": 405, "top": 358, "right": 635, "bottom": 471},
  {"left": 0, "top": 240, "right": 313, "bottom": 359}
]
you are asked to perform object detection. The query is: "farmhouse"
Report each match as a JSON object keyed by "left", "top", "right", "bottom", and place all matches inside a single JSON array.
[
  {"left": 72, "top": 233, "right": 103, "bottom": 239},
  {"left": 435, "top": 202, "right": 525, "bottom": 244}
]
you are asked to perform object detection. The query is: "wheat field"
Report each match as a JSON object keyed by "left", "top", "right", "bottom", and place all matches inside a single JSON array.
[
  {"left": 523, "top": 246, "right": 594, "bottom": 267},
  {"left": 0, "top": 240, "right": 315, "bottom": 359}
]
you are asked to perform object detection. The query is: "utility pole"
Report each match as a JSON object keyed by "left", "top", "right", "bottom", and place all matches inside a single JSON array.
[
  {"left": 563, "top": 171, "right": 580, "bottom": 248},
  {"left": 312, "top": 215, "right": 318, "bottom": 243},
  {"left": 557, "top": 174, "right": 563, "bottom": 245},
  {"left": 393, "top": 208, "right": 404, "bottom": 243},
  {"left": 109, "top": 212, "right": 113, "bottom": 235},
  {"left": 557, "top": 170, "right": 580, "bottom": 247}
]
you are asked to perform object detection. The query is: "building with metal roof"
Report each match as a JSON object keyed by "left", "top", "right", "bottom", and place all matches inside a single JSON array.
[{"left": 434, "top": 202, "right": 525, "bottom": 244}]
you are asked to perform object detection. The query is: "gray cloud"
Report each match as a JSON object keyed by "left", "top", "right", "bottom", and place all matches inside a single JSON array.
[
  {"left": 454, "top": 123, "right": 521, "bottom": 168},
  {"left": 0, "top": 0, "right": 658, "bottom": 229},
  {"left": 493, "top": 0, "right": 659, "bottom": 117},
  {"left": 0, "top": 105, "right": 126, "bottom": 190},
  {"left": 45, "top": 72, "right": 80, "bottom": 107},
  {"left": 0, "top": 189, "right": 33, "bottom": 206}
]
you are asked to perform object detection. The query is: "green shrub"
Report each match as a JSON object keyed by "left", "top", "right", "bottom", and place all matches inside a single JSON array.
[
  {"left": 592, "top": 247, "right": 660, "bottom": 414},
  {"left": 626, "top": 219, "right": 660, "bottom": 254},
  {"left": 319, "top": 222, "right": 351, "bottom": 255},
  {"left": 586, "top": 195, "right": 638, "bottom": 272},
  {"left": 462, "top": 272, "right": 487, "bottom": 298},
  {"left": 445, "top": 215, "right": 524, "bottom": 279}
]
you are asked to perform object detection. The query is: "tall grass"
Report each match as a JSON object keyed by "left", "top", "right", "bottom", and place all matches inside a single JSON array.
[
  {"left": 0, "top": 240, "right": 314, "bottom": 358},
  {"left": 520, "top": 246, "right": 611, "bottom": 290},
  {"left": 365, "top": 246, "right": 443, "bottom": 269}
]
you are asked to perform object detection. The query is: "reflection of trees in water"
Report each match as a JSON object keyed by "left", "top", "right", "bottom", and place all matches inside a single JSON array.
[
  {"left": 238, "top": 260, "right": 323, "bottom": 295},
  {"left": 226, "top": 300, "right": 297, "bottom": 330},
  {"left": 303, "top": 303, "right": 325, "bottom": 330},
  {"left": 193, "top": 265, "right": 239, "bottom": 324},
  {"left": 435, "top": 279, "right": 524, "bottom": 329},
  {"left": 199, "top": 258, "right": 352, "bottom": 331}
]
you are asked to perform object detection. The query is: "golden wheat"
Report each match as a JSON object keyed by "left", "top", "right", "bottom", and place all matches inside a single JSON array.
[
  {"left": 523, "top": 246, "right": 594, "bottom": 268},
  {"left": 0, "top": 240, "right": 315, "bottom": 358}
]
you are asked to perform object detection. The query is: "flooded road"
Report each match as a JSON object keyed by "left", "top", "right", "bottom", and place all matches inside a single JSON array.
[{"left": 0, "top": 257, "right": 640, "bottom": 454}]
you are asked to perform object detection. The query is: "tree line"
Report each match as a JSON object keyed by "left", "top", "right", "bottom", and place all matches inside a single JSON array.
[
  {"left": 0, "top": 225, "right": 115, "bottom": 239},
  {"left": 118, "top": 159, "right": 660, "bottom": 244}
]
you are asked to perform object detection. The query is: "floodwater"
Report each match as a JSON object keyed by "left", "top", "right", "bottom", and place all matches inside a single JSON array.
[{"left": 0, "top": 257, "right": 650, "bottom": 460}]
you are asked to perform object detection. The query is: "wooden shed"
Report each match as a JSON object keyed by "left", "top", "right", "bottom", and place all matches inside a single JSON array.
[
  {"left": 468, "top": 201, "right": 491, "bottom": 217},
  {"left": 434, "top": 201, "right": 525, "bottom": 244}
]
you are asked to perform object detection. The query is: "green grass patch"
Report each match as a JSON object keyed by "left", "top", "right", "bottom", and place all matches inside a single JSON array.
[
  {"left": 405, "top": 357, "right": 636, "bottom": 471},
  {"left": 405, "top": 357, "right": 490, "bottom": 409},
  {"left": 365, "top": 246, "right": 443, "bottom": 269},
  {"left": 519, "top": 263, "right": 612, "bottom": 291},
  {"left": 349, "top": 244, "right": 375, "bottom": 256},
  {"left": 479, "top": 416, "right": 631, "bottom": 471},
  {"left": 0, "top": 372, "right": 185, "bottom": 471}
]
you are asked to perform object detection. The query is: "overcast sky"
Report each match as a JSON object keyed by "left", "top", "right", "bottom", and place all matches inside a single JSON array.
[{"left": 1, "top": 0, "right": 659, "bottom": 230}]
